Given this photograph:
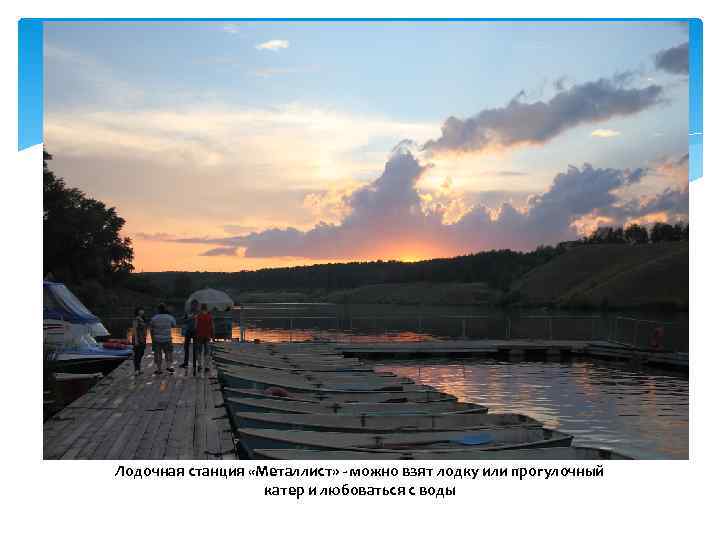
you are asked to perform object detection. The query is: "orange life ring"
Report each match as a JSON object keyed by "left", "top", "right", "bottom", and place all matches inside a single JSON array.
[{"left": 650, "top": 327, "right": 665, "bottom": 350}]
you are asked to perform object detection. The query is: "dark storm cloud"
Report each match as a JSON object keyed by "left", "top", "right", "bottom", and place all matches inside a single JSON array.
[
  {"left": 422, "top": 76, "right": 663, "bottom": 156},
  {"left": 448, "top": 163, "right": 651, "bottom": 249},
  {"left": 654, "top": 42, "right": 689, "bottom": 75},
  {"left": 153, "top": 151, "right": 669, "bottom": 258},
  {"left": 611, "top": 187, "right": 689, "bottom": 223},
  {"left": 234, "top": 150, "right": 440, "bottom": 259}
]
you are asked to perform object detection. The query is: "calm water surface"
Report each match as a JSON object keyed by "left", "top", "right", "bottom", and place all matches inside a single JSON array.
[{"left": 374, "top": 359, "right": 688, "bottom": 460}]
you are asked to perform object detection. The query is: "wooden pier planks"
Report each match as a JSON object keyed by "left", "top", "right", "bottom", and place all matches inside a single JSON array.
[{"left": 43, "top": 347, "right": 237, "bottom": 460}]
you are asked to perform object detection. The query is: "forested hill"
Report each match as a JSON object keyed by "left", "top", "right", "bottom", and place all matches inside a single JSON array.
[
  {"left": 510, "top": 241, "right": 689, "bottom": 310},
  {"left": 132, "top": 246, "right": 561, "bottom": 299},
  {"left": 129, "top": 227, "right": 689, "bottom": 311},
  {"left": 122, "top": 222, "right": 689, "bottom": 309}
]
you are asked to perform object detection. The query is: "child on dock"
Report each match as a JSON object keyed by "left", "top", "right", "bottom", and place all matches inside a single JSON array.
[
  {"left": 195, "top": 303, "right": 214, "bottom": 376},
  {"left": 150, "top": 303, "right": 176, "bottom": 375},
  {"left": 131, "top": 307, "right": 148, "bottom": 376}
]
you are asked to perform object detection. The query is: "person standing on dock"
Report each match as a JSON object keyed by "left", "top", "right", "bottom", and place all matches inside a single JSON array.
[
  {"left": 131, "top": 307, "right": 148, "bottom": 376},
  {"left": 150, "top": 303, "right": 176, "bottom": 375},
  {"left": 180, "top": 299, "right": 200, "bottom": 370},
  {"left": 195, "top": 303, "right": 215, "bottom": 376},
  {"left": 238, "top": 304, "right": 246, "bottom": 342}
]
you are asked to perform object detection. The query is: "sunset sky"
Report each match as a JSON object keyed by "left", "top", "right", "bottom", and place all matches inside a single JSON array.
[{"left": 44, "top": 21, "right": 690, "bottom": 272}]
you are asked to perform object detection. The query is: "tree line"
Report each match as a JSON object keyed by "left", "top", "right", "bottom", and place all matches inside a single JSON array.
[
  {"left": 580, "top": 222, "right": 689, "bottom": 245},
  {"left": 139, "top": 220, "right": 689, "bottom": 297},
  {"left": 44, "top": 151, "right": 134, "bottom": 305},
  {"left": 143, "top": 245, "right": 562, "bottom": 296}
]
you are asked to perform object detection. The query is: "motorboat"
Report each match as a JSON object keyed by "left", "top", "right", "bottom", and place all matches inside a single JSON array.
[{"left": 43, "top": 280, "right": 131, "bottom": 374}]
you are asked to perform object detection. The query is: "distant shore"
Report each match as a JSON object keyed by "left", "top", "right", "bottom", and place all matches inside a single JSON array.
[{"left": 78, "top": 242, "right": 689, "bottom": 315}]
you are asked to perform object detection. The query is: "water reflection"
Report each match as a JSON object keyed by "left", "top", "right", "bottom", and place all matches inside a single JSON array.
[
  {"left": 126, "top": 325, "right": 437, "bottom": 344},
  {"left": 375, "top": 359, "right": 688, "bottom": 459},
  {"left": 242, "top": 328, "right": 436, "bottom": 343}
]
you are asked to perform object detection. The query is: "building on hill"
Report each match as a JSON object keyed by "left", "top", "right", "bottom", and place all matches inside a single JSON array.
[{"left": 557, "top": 240, "right": 583, "bottom": 250}]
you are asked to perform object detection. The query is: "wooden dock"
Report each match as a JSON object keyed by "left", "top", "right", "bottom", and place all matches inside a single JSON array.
[
  {"left": 338, "top": 339, "right": 580, "bottom": 357},
  {"left": 334, "top": 339, "right": 689, "bottom": 369},
  {"left": 43, "top": 337, "right": 687, "bottom": 461},
  {"left": 43, "top": 347, "right": 236, "bottom": 460}
]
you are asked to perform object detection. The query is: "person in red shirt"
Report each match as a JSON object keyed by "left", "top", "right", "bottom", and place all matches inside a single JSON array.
[{"left": 194, "top": 303, "right": 215, "bottom": 376}]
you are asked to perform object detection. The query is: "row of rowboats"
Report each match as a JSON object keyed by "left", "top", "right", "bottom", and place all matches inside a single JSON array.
[{"left": 213, "top": 342, "right": 632, "bottom": 460}]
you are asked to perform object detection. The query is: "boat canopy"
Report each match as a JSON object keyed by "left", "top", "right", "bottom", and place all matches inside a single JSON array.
[
  {"left": 43, "top": 281, "right": 100, "bottom": 325},
  {"left": 185, "top": 288, "right": 234, "bottom": 313}
]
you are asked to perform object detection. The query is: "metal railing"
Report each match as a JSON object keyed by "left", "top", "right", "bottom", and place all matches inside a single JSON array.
[
  {"left": 609, "top": 316, "right": 688, "bottom": 352},
  {"left": 103, "top": 313, "right": 689, "bottom": 352}
]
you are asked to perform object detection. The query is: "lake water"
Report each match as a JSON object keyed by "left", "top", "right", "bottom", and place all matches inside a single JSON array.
[{"left": 374, "top": 358, "right": 688, "bottom": 459}]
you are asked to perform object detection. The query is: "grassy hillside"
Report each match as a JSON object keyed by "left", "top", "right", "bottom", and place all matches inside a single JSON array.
[{"left": 509, "top": 242, "right": 688, "bottom": 310}]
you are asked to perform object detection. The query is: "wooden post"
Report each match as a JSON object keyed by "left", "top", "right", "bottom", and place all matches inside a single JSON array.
[
  {"left": 509, "top": 348, "right": 524, "bottom": 359},
  {"left": 614, "top": 317, "right": 619, "bottom": 342},
  {"left": 461, "top": 319, "right": 467, "bottom": 339},
  {"left": 633, "top": 318, "right": 639, "bottom": 348}
]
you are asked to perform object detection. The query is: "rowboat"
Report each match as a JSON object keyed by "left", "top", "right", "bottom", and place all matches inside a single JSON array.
[
  {"left": 266, "top": 347, "right": 347, "bottom": 357},
  {"left": 253, "top": 446, "right": 633, "bottom": 460},
  {"left": 218, "top": 369, "right": 408, "bottom": 389},
  {"left": 214, "top": 345, "right": 351, "bottom": 361},
  {"left": 224, "top": 396, "right": 487, "bottom": 416},
  {"left": 236, "top": 427, "right": 573, "bottom": 457},
  {"left": 217, "top": 367, "right": 430, "bottom": 393},
  {"left": 216, "top": 363, "right": 406, "bottom": 384},
  {"left": 214, "top": 353, "right": 373, "bottom": 373},
  {"left": 214, "top": 345, "right": 359, "bottom": 359},
  {"left": 214, "top": 350, "right": 363, "bottom": 368},
  {"left": 222, "top": 385, "right": 458, "bottom": 403},
  {"left": 233, "top": 411, "right": 541, "bottom": 433},
  {"left": 217, "top": 361, "right": 404, "bottom": 381},
  {"left": 214, "top": 354, "right": 374, "bottom": 373}
]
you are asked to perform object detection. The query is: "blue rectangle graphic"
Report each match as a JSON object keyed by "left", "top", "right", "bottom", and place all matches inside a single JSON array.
[
  {"left": 18, "top": 19, "right": 43, "bottom": 151},
  {"left": 689, "top": 18, "right": 703, "bottom": 181}
]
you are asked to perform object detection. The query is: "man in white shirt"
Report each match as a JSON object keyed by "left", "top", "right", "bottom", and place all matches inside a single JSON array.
[{"left": 150, "top": 303, "right": 177, "bottom": 375}]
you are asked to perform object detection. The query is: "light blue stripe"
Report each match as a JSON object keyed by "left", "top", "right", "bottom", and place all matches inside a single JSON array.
[
  {"left": 689, "top": 18, "right": 703, "bottom": 181},
  {"left": 18, "top": 19, "right": 43, "bottom": 151},
  {"left": 22, "top": 17, "right": 696, "bottom": 22}
]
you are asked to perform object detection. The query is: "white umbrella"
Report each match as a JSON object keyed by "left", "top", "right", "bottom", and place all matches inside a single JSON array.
[{"left": 185, "top": 288, "right": 234, "bottom": 313}]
